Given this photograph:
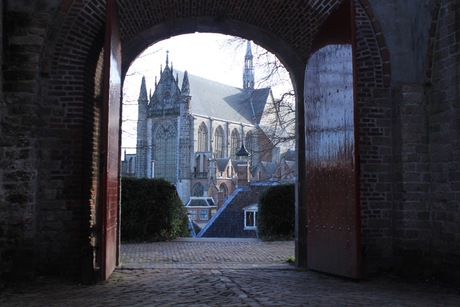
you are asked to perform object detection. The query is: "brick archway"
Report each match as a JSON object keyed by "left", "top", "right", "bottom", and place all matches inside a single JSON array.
[{"left": 41, "top": 0, "right": 389, "bottom": 281}]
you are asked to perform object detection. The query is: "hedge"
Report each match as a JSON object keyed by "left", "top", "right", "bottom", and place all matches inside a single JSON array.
[
  {"left": 120, "top": 177, "right": 190, "bottom": 242},
  {"left": 257, "top": 184, "right": 295, "bottom": 240}
]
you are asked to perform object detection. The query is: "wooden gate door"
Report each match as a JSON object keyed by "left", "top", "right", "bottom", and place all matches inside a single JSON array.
[
  {"left": 101, "top": 0, "right": 122, "bottom": 281},
  {"left": 304, "top": 42, "right": 361, "bottom": 278}
]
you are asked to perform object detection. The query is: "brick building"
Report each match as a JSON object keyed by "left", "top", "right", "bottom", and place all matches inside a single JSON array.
[{"left": 0, "top": 0, "right": 459, "bottom": 285}]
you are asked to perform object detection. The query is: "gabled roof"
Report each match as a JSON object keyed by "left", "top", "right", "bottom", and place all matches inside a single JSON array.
[
  {"left": 251, "top": 161, "right": 278, "bottom": 177},
  {"left": 215, "top": 158, "right": 231, "bottom": 173}
]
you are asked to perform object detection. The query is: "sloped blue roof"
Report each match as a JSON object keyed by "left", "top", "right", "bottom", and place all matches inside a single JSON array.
[
  {"left": 197, "top": 183, "right": 277, "bottom": 238},
  {"left": 179, "top": 71, "right": 271, "bottom": 125}
]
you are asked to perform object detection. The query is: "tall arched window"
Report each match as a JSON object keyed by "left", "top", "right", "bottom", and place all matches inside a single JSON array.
[
  {"left": 219, "top": 183, "right": 228, "bottom": 200},
  {"left": 154, "top": 121, "right": 177, "bottom": 183},
  {"left": 197, "top": 122, "right": 208, "bottom": 152},
  {"left": 214, "top": 126, "right": 224, "bottom": 158},
  {"left": 230, "top": 129, "right": 240, "bottom": 160},
  {"left": 245, "top": 131, "right": 253, "bottom": 156}
]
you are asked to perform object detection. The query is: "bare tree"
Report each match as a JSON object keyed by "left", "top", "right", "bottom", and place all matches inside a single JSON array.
[{"left": 223, "top": 37, "right": 296, "bottom": 166}]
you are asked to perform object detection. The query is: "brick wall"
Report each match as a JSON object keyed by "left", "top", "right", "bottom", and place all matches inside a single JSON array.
[
  {"left": 427, "top": 0, "right": 460, "bottom": 282},
  {"left": 354, "top": 1, "right": 394, "bottom": 273},
  {"left": 1, "top": 0, "right": 459, "bottom": 284},
  {"left": 0, "top": 1, "right": 108, "bottom": 281},
  {"left": 34, "top": 1, "right": 105, "bottom": 281}
]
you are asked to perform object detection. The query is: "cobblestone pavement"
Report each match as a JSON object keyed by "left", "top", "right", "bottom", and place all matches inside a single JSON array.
[{"left": 1, "top": 238, "right": 459, "bottom": 306}]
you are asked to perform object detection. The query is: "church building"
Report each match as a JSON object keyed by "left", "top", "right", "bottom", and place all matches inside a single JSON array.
[{"left": 133, "top": 41, "right": 289, "bottom": 204}]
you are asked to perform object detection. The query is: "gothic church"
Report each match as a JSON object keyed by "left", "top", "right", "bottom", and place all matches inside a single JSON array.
[{"left": 133, "top": 41, "right": 288, "bottom": 204}]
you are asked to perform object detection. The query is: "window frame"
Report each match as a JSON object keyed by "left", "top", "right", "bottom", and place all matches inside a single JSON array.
[
  {"left": 243, "top": 204, "right": 258, "bottom": 230},
  {"left": 200, "top": 209, "right": 208, "bottom": 220}
]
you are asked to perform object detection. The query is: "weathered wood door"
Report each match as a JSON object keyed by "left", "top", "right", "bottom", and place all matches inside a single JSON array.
[
  {"left": 101, "top": 0, "right": 122, "bottom": 281},
  {"left": 303, "top": 1, "right": 361, "bottom": 278},
  {"left": 305, "top": 43, "right": 361, "bottom": 279}
]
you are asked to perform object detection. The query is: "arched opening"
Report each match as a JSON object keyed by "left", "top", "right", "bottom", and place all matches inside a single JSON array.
[
  {"left": 121, "top": 32, "right": 294, "bottom": 218},
  {"left": 36, "top": 0, "right": 390, "bottom": 283}
]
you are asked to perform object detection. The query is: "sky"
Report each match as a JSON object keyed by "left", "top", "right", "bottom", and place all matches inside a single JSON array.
[{"left": 121, "top": 33, "right": 292, "bottom": 157}]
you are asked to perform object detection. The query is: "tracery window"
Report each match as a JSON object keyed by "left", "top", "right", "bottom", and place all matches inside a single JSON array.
[
  {"left": 197, "top": 122, "right": 208, "bottom": 152},
  {"left": 154, "top": 121, "right": 177, "bottom": 183},
  {"left": 193, "top": 182, "right": 205, "bottom": 197},
  {"left": 230, "top": 129, "right": 240, "bottom": 160},
  {"left": 163, "top": 91, "right": 171, "bottom": 104},
  {"left": 214, "top": 126, "right": 224, "bottom": 158}
]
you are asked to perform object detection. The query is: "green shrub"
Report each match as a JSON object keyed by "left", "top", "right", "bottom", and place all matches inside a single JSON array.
[
  {"left": 121, "top": 177, "right": 190, "bottom": 242},
  {"left": 257, "top": 184, "right": 295, "bottom": 240}
]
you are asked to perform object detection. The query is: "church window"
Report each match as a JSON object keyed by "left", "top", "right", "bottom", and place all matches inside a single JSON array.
[
  {"left": 163, "top": 91, "right": 171, "bottom": 104},
  {"left": 230, "top": 129, "right": 240, "bottom": 160},
  {"left": 193, "top": 182, "right": 205, "bottom": 197},
  {"left": 214, "top": 126, "right": 224, "bottom": 158},
  {"left": 154, "top": 122, "right": 177, "bottom": 183},
  {"left": 197, "top": 123, "right": 208, "bottom": 152}
]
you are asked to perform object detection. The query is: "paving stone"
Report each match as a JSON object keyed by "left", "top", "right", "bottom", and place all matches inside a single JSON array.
[{"left": 1, "top": 239, "right": 459, "bottom": 306}]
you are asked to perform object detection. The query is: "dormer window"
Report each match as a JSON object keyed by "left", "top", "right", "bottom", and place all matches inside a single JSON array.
[{"left": 243, "top": 204, "right": 258, "bottom": 230}]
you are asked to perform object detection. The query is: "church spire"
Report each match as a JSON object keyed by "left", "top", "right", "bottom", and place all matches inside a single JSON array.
[
  {"left": 243, "top": 40, "right": 254, "bottom": 90},
  {"left": 181, "top": 70, "right": 190, "bottom": 96},
  {"left": 138, "top": 76, "right": 148, "bottom": 103}
]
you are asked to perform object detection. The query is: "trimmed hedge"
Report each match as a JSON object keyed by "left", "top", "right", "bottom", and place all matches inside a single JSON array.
[
  {"left": 121, "top": 177, "right": 190, "bottom": 242},
  {"left": 257, "top": 184, "right": 295, "bottom": 240}
]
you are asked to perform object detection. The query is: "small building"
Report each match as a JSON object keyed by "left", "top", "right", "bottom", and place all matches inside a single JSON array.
[{"left": 185, "top": 197, "right": 218, "bottom": 229}]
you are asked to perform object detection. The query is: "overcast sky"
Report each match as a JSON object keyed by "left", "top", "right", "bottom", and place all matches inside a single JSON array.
[{"left": 121, "top": 33, "right": 292, "bottom": 156}]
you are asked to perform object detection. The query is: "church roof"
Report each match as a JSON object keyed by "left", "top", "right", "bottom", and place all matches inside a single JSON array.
[{"left": 176, "top": 71, "right": 271, "bottom": 125}]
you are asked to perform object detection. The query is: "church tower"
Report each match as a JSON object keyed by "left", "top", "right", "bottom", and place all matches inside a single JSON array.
[
  {"left": 135, "top": 76, "right": 149, "bottom": 178},
  {"left": 243, "top": 40, "right": 255, "bottom": 90},
  {"left": 176, "top": 70, "right": 193, "bottom": 203}
]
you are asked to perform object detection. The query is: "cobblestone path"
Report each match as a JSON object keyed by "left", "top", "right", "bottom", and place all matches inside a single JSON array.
[{"left": 1, "top": 238, "right": 459, "bottom": 306}]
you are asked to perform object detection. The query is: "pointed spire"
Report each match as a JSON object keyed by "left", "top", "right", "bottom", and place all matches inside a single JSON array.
[
  {"left": 236, "top": 142, "right": 250, "bottom": 158},
  {"left": 246, "top": 39, "right": 253, "bottom": 57},
  {"left": 138, "top": 76, "right": 148, "bottom": 103},
  {"left": 165, "top": 50, "right": 169, "bottom": 68},
  {"left": 243, "top": 40, "right": 254, "bottom": 90},
  {"left": 181, "top": 70, "right": 190, "bottom": 96}
]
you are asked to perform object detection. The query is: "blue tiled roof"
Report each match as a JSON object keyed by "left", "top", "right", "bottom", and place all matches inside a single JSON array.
[{"left": 197, "top": 183, "right": 277, "bottom": 238}]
